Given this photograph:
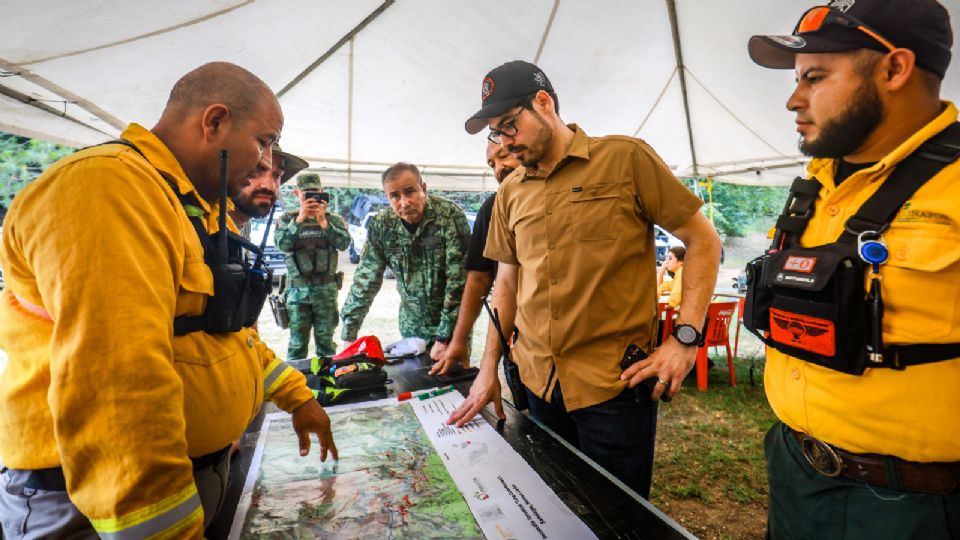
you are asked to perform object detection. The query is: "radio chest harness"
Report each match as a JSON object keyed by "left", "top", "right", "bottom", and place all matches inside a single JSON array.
[{"left": 743, "top": 123, "right": 960, "bottom": 374}]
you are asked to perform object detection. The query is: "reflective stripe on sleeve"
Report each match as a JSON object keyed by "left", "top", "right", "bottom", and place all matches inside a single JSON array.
[
  {"left": 263, "top": 359, "right": 295, "bottom": 398},
  {"left": 90, "top": 483, "right": 201, "bottom": 539}
]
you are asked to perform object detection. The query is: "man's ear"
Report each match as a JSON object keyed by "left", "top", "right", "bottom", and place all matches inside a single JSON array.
[
  {"left": 882, "top": 49, "right": 916, "bottom": 92},
  {"left": 420, "top": 181, "right": 428, "bottom": 194},
  {"left": 201, "top": 104, "right": 230, "bottom": 141},
  {"left": 533, "top": 90, "right": 554, "bottom": 115}
]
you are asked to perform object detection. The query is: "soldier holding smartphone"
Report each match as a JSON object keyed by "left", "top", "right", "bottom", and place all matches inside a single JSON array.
[{"left": 276, "top": 173, "right": 350, "bottom": 359}]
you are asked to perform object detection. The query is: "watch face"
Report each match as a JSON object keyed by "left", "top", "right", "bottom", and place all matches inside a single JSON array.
[{"left": 676, "top": 325, "right": 698, "bottom": 344}]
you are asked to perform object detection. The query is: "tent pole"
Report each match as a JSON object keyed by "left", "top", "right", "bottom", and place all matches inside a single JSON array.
[
  {"left": 347, "top": 38, "right": 355, "bottom": 187},
  {"left": 534, "top": 0, "right": 560, "bottom": 64},
  {"left": 707, "top": 176, "right": 714, "bottom": 225},
  {"left": 666, "top": 0, "right": 699, "bottom": 177}
]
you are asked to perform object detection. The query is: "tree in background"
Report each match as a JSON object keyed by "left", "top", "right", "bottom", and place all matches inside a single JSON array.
[
  {"left": 698, "top": 182, "right": 788, "bottom": 238},
  {"left": 0, "top": 132, "right": 75, "bottom": 222}
]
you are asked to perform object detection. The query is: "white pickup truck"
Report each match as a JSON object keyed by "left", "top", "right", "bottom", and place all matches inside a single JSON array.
[{"left": 347, "top": 210, "right": 377, "bottom": 264}]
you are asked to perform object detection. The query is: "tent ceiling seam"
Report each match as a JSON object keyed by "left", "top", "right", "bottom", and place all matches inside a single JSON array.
[
  {"left": 683, "top": 68, "right": 789, "bottom": 158},
  {"left": 632, "top": 67, "right": 677, "bottom": 137},
  {"left": 17, "top": 1, "right": 254, "bottom": 66},
  {"left": 0, "top": 83, "right": 113, "bottom": 138},
  {"left": 277, "top": 0, "right": 394, "bottom": 98},
  {"left": 534, "top": 0, "right": 560, "bottom": 64},
  {"left": 0, "top": 77, "right": 113, "bottom": 137},
  {"left": 0, "top": 58, "right": 125, "bottom": 130}
]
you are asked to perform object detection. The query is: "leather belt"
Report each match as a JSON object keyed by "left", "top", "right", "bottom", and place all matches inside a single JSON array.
[{"left": 788, "top": 427, "right": 960, "bottom": 495}]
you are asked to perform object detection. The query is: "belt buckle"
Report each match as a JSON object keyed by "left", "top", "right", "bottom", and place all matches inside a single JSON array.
[{"left": 798, "top": 433, "right": 844, "bottom": 477}]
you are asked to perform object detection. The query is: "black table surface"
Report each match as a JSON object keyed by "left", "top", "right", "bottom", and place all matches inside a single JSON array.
[{"left": 207, "top": 354, "right": 696, "bottom": 540}]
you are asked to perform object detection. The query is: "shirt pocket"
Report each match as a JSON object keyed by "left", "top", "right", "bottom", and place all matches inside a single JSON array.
[
  {"left": 569, "top": 182, "right": 623, "bottom": 241},
  {"left": 176, "top": 255, "right": 213, "bottom": 318},
  {"left": 882, "top": 228, "right": 960, "bottom": 341}
]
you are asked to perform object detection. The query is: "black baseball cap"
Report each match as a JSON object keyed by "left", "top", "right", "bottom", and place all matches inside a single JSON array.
[
  {"left": 749, "top": 0, "right": 953, "bottom": 79},
  {"left": 464, "top": 60, "right": 557, "bottom": 134}
]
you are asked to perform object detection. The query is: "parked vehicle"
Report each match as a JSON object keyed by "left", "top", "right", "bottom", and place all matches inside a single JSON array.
[
  {"left": 347, "top": 195, "right": 390, "bottom": 264},
  {"left": 347, "top": 211, "right": 378, "bottom": 265},
  {"left": 655, "top": 225, "right": 683, "bottom": 264},
  {"left": 248, "top": 207, "right": 286, "bottom": 283}
]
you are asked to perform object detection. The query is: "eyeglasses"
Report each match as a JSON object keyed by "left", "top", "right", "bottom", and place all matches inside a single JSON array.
[
  {"left": 487, "top": 108, "right": 524, "bottom": 144},
  {"left": 794, "top": 6, "right": 896, "bottom": 52}
]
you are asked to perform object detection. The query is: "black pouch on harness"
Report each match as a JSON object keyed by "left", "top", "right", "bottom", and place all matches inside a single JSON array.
[
  {"left": 750, "top": 244, "right": 870, "bottom": 374},
  {"left": 743, "top": 122, "right": 960, "bottom": 374},
  {"left": 175, "top": 229, "right": 272, "bottom": 335}
]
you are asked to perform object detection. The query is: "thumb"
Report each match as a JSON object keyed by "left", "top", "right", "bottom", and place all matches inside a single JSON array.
[{"left": 297, "top": 427, "right": 311, "bottom": 457}]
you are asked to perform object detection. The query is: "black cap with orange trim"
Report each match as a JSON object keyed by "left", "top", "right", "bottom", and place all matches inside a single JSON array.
[{"left": 749, "top": 0, "right": 953, "bottom": 79}]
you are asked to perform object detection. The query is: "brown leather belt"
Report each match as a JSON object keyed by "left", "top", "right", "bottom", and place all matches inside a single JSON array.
[{"left": 788, "top": 427, "right": 960, "bottom": 495}]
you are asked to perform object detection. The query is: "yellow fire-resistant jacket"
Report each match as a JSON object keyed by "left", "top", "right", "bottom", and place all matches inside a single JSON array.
[{"left": 0, "top": 124, "right": 315, "bottom": 538}]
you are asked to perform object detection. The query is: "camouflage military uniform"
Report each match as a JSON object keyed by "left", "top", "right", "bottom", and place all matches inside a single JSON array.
[
  {"left": 340, "top": 195, "right": 470, "bottom": 342},
  {"left": 275, "top": 177, "right": 350, "bottom": 359}
]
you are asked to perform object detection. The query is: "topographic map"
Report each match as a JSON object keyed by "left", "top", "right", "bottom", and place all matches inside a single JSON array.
[{"left": 232, "top": 400, "right": 483, "bottom": 539}]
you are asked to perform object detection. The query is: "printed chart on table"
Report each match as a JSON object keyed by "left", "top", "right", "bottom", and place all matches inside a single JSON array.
[{"left": 229, "top": 391, "right": 596, "bottom": 539}]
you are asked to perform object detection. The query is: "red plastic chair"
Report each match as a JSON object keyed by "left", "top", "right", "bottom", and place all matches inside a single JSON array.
[
  {"left": 694, "top": 301, "right": 738, "bottom": 391},
  {"left": 657, "top": 302, "right": 676, "bottom": 345}
]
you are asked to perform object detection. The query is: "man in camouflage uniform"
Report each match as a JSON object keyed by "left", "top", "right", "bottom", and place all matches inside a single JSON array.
[
  {"left": 340, "top": 162, "right": 470, "bottom": 360},
  {"left": 275, "top": 173, "right": 350, "bottom": 359}
]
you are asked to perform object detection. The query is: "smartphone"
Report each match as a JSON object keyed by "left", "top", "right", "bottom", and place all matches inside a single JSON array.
[
  {"left": 434, "top": 366, "right": 480, "bottom": 384},
  {"left": 305, "top": 191, "right": 330, "bottom": 203},
  {"left": 620, "top": 344, "right": 672, "bottom": 402}
]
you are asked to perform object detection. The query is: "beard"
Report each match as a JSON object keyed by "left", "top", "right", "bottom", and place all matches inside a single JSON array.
[
  {"left": 799, "top": 79, "right": 884, "bottom": 159},
  {"left": 233, "top": 190, "right": 275, "bottom": 218},
  {"left": 508, "top": 111, "right": 553, "bottom": 168},
  {"left": 495, "top": 167, "right": 515, "bottom": 182}
]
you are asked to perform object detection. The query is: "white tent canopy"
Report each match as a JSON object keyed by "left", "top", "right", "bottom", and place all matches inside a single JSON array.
[{"left": 2, "top": 0, "right": 959, "bottom": 190}]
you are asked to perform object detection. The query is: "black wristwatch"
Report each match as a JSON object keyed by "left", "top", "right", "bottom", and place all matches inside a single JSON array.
[
  {"left": 434, "top": 335, "right": 450, "bottom": 344},
  {"left": 672, "top": 324, "right": 702, "bottom": 347}
]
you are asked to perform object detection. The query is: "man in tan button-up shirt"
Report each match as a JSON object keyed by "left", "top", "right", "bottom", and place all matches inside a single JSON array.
[{"left": 449, "top": 60, "right": 722, "bottom": 497}]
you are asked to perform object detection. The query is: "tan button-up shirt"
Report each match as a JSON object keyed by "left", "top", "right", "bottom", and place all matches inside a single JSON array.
[{"left": 485, "top": 125, "right": 702, "bottom": 410}]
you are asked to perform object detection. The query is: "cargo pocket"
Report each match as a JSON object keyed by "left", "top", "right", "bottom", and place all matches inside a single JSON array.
[
  {"left": 883, "top": 228, "right": 960, "bottom": 341},
  {"left": 570, "top": 183, "right": 623, "bottom": 241}
]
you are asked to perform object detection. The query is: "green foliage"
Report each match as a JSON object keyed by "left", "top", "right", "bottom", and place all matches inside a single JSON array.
[
  {"left": 0, "top": 132, "right": 76, "bottom": 215},
  {"left": 695, "top": 181, "right": 789, "bottom": 238}
]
